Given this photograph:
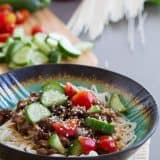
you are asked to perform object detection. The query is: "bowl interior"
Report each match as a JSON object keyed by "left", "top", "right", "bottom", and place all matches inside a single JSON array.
[{"left": 0, "top": 64, "right": 158, "bottom": 150}]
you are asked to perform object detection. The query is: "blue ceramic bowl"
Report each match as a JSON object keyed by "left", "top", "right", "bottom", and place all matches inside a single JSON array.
[{"left": 0, "top": 64, "right": 159, "bottom": 160}]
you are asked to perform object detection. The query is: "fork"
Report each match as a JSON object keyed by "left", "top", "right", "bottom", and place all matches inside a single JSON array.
[{"left": 0, "top": 73, "right": 30, "bottom": 110}]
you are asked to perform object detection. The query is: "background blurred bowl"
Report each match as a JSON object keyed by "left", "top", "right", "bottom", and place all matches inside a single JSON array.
[{"left": 0, "top": 64, "right": 158, "bottom": 160}]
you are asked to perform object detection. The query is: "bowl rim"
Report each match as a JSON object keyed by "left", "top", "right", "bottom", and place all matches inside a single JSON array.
[{"left": 0, "top": 64, "right": 159, "bottom": 159}]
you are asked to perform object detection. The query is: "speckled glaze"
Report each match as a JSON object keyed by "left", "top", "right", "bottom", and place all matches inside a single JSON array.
[{"left": 0, "top": 64, "right": 158, "bottom": 160}]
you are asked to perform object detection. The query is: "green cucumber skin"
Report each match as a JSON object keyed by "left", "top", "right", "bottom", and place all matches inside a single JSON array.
[
  {"left": 58, "top": 40, "right": 81, "bottom": 58},
  {"left": 42, "top": 81, "right": 64, "bottom": 93},
  {"left": 33, "top": 34, "right": 51, "bottom": 55},
  {"left": 49, "top": 50, "right": 62, "bottom": 64},
  {"left": 147, "top": 0, "right": 160, "bottom": 4},
  {"left": 110, "top": 94, "right": 127, "bottom": 112},
  {"left": 5, "top": 42, "right": 24, "bottom": 63},
  {"left": 68, "top": 140, "right": 82, "bottom": 156},
  {"left": 0, "top": 29, "right": 92, "bottom": 68},
  {"left": 85, "top": 117, "right": 115, "bottom": 135},
  {"left": 49, "top": 133, "right": 66, "bottom": 154}
]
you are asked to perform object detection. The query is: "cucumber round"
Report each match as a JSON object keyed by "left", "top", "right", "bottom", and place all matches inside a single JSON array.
[
  {"left": 58, "top": 39, "right": 81, "bottom": 58},
  {"left": 12, "top": 46, "right": 31, "bottom": 65},
  {"left": 33, "top": 33, "right": 51, "bottom": 55},
  {"left": 46, "top": 37, "right": 58, "bottom": 48},
  {"left": 28, "top": 51, "right": 49, "bottom": 65},
  {"left": 49, "top": 33, "right": 66, "bottom": 41},
  {"left": 25, "top": 102, "right": 51, "bottom": 123},
  {"left": 75, "top": 42, "right": 94, "bottom": 52},
  {"left": 42, "top": 81, "right": 64, "bottom": 93},
  {"left": 41, "top": 90, "right": 67, "bottom": 107},
  {"left": 49, "top": 50, "right": 62, "bottom": 64},
  {"left": 6, "top": 42, "right": 24, "bottom": 62}
]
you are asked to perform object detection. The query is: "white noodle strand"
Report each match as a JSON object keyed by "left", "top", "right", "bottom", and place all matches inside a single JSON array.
[{"left": 67, "top": 0, "right": 146, "bottom": 49}]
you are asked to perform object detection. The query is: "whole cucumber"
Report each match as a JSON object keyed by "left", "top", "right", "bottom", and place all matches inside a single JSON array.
[
  {"left": 147, "top": 0, "right": 160, "bottom": 4},
  {"left": 0, "top": 0, "right": 51, "bottom": 12}
]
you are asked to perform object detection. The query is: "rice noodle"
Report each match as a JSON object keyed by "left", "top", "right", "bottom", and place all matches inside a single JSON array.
[
  {"left": 0, "top": 121, "right": 35, "bottom": 153},
  {"left": 67, "top": 0, "right": 146, "bottom": 50},
  {"left": 112, "top": 116, "right": 137, "bottom": 149},
  {"left": 0, "top": 116, "right": 136, "bottom": 156}
]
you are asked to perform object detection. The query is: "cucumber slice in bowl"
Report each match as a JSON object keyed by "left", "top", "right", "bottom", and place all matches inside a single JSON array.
[
  {"left": 42, "top": 81, "right": 64, "bottom": 93},
  {"left": 25, "top": 102, "right": 51, "bottom": 123},
  {"left": 88, "top": 105, "right": 101, "bottom": 113},
  {"left": 58, "top": 39, "right": 81, "bottom": 58},
  {"left": 41, "top": 90, "right": 67, "bottom": 107},
  {"left": 68, "top": 139, "right": 82, "bottom": 156},
  {"left": 49, "top": 133, "right": 66, "bottom": 154},
  {"left": 85, "top": 117, "right": 115, "bottom": 134},
  {"left": 110, "top": 94, "right": 127, "bottom": 112}
]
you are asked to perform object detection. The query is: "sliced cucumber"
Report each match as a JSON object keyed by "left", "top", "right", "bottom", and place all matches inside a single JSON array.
[
  {"left": 58, "top": 38, "right": 81, "bottom": 58},
  {"left": 41, "top": 90, "right": 67, "bottom": 107},
  {"left": 75, "top": 41, "right": 94, "bottom": 52},
  {"left": 49, "top": 50, "right": 62, "bottom": 64},
  {"left": 28, "top": 51, "right": 49, "bottom": 65},
  {"left": 12, "top": 46, "right": 32, "bottom": 65},
  {"left": 13, "top": 27, "right": 25, "bottom": 38},
  {"left": 5, "top": 41, "right": 24, "bottom": 62},
  {"left": 33, "top": 33, "right": 51, "bottom": 55},
  {"left": 0, "top": 43, "right": 5, "bottom": 60},
  {"left": 46, "top": 37, "right": 58, "bottom": 48},
  {"left": 42, "top": 81, "right": 64, "bottom": 93},
  {"left": 25, "top": 102, "right": 51, "bottom": 123},
  {"left": 68, "top": 139, "right": 82, "bottom": 156},
  {"left": 49, "top": 33, "right": 66, "bottom": 41},
  {"left": 0, "top": 52, "right": 6, "bottom": 59},
  {"left": 88, "top": 105, "right": 101, "bottom": 113},
  {"left": 96, "top": 92, "right": 111, "bottom": 106},
  {"left": 85, "top": 117, "right": 115, "bottom": 134},
  {"left": 110, "top": 94, "right": 127, "bottom": 112},
  {"left": 49, "top": 133, "right": 66, "bottom": 154},
  {"left": 1, "top": 38, "right": 14, "bottom": 56}
]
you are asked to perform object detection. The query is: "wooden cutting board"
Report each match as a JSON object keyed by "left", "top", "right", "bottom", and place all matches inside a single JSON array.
[{"left": 0, "top": 8, "right": 98, "bottom": 74}]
